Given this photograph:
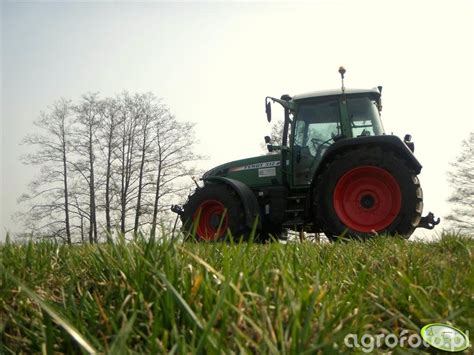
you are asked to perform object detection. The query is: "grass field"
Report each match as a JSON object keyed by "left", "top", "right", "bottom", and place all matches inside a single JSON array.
[{"left": 0, "top": 233, "right": 473, "bottom": 354}]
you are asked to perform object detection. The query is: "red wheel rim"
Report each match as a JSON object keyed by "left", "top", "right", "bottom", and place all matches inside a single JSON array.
[
  {"left": 333, "top": 166, "right": 401, "bottom": 233},
  {"left": 193, "top": 199, "right": 228, "bottom": 240}
]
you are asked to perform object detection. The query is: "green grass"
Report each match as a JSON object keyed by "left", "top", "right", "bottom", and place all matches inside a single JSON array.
[{"left": 0, "top": 234, "right": 473, "bottom": 354}]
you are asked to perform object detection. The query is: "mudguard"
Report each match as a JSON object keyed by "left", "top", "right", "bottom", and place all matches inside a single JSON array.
[
  {"left": 203, "top": 176, "right": 262, "bottom": 229},
  {"left": 312, "top": 135, "right": 422, "bottom": 188}
]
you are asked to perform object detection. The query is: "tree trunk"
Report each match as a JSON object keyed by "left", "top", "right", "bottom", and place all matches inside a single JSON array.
[
  {"left": 151, "top": 159, "right": 162, "bottom": 237},
  {"left": 80, "top": 214, "right": 84, "bottom": 243},
  {"left": 62, "top": 139, "right": 72, "bottom": 244},
  {"left": 120, "top": 117, "right": 136, "bottom": 235},
  {"left": 88, "top": 126, "right": 97, "bottom": 243},
  {"left": 105, "top": 129, "right": 113, "bottom": 235},
  {"left": 134, "top": 126, "right": 148, "bottom": 235},
  {"left": 120, "top": 128, "right": 127, "bottom": 234}
]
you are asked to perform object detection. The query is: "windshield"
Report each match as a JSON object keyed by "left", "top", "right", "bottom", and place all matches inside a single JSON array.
[{"left": 347, "top": 96, "right": 384, "bottom": 137}]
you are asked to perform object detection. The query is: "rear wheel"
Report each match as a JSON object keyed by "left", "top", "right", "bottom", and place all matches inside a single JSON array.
[
  {"left": 314, "top": 147, "right": 423, "bottom": 240},
  {"left": 181, "top": 184, "right": 248, "bottom": 242}
]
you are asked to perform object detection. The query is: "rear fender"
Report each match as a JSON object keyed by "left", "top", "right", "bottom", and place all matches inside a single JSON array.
[
  {"left": 312, "top": 135, "right": 422, "bottom": 190},
  {"left": 203, "top": 176, "right": 262, "bottom": 229}
]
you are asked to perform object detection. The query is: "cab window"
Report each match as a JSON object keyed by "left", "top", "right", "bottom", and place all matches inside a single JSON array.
[
  {"left": 293, "top": 100, "right": 340, "bottom": 185},
  {"left": 347, "top": 96, "right": 383, "bottom": 137}
]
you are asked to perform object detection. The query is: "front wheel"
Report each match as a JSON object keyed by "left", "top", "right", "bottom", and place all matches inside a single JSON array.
[
  {"left": 314, "top": 147, "right": 423, "bottom": 240},
  {"left": 181, "top": 184, "right": 248, "bottom": 242}
]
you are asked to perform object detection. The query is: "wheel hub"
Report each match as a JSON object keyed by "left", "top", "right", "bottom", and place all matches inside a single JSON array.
[
  {"left": 333, "top": 166, "right": 402, "bottom": 233},
  {"left": 193, "top": 199, "right": 228, "bottom": 240},
  {"left": 360, "top": 193, "right": 376, "bottom": 209}
]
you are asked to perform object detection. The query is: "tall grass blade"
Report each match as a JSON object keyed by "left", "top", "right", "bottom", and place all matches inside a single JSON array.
[
  {"left": 0, "top": 265, "right": 98, "bottom": 354},
  {"left": 155, "top": 270, "right": 204, "bottom": 330},
  {"left": 109, "top": 312, "right": 137, "bottom": 354}
]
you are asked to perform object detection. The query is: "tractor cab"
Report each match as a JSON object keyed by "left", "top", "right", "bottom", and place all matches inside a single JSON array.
[
  {"left": 265, "top": 67, "right": 386, "bottom": 189},
  {"left": 266, "top": 88, "right": 384, "bottom": 187},
  {"left": 290, "top": 89, "right": 384, "bottom": 186}
]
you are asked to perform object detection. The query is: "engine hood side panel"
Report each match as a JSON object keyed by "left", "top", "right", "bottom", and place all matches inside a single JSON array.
[{"left": 203, "top": 154, "right": 283, "bottom": 187}]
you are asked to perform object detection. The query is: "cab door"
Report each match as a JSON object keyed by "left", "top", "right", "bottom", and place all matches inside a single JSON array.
[{"left": 291, "top": 98, "right": 342, "bottom": 186}]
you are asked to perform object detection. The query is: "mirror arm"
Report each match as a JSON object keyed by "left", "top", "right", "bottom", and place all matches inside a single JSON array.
[{"left": 266, "top": 96, "right": 292, "bottom": 110}]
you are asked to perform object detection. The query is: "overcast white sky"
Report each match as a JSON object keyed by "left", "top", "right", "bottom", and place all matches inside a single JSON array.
[{"left": 1, "top": 0, "right": 473, "bottom": 241}]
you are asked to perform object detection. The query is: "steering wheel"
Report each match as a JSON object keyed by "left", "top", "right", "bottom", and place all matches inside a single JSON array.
[
  {"left": 311, "top": 137, "right": 333, "bottom": 160},
  {"left": 311, "top": 137, "right": 331, "bottom": 151}
]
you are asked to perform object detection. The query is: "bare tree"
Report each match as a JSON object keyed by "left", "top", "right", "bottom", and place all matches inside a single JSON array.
[
  {"left": 96, "top": 97, "right": 120, "bottom": 234},
  {"left": 150, "top": 114, "right": 202, "bottom": 236},
  {"left": 19, "top": 99, "right": 73, "bottom": 243},
  {"left": 73, "top": 93, "right": 101, "bottom": 243},
  {"left": 133, "top": 94, "right": 159, "bottom": 235},
  {"left": 18, "top": 92, "right": 203, "bottom": 242},
  {"left": 70, "top": 192, "right": 88, "bottom": 243},
  {"left": 115, "top": 92, "right": 140, "bottom": 234},
  {"left": 446, "top": 132, "right": 474, "bottom": 235}
]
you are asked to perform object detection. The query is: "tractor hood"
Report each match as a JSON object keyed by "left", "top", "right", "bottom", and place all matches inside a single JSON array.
[{"left": 202, "top": 154, "right": 283, "bottom": 187}]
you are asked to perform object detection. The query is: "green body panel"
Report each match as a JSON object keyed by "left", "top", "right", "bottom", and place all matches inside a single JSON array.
[{"left": 204, "top": 153, "right": 283, "bottom": 187}]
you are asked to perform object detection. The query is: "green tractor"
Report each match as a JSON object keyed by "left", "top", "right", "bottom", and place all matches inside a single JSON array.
[{"left": 173, "top": 68, "right": 440, "bottom": 241}]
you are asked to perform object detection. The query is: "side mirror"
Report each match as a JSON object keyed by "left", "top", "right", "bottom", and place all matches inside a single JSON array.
[
  {"left": 264, "top": 135, "right": 271, "bottom": 144},
  {"left": 265, "top": 100, "right": 272, "bottom": 122}
]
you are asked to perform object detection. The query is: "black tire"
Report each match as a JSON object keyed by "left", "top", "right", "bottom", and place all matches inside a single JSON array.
[
  {"left": 181, "top": 183, "right": 248, "bottom": 242},
  {"left": 313, "top": 147, "right": 423, "bottom": 240}
]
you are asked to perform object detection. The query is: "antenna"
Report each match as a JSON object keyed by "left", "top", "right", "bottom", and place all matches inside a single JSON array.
[{"left": 338, "top": 66, "right": 346, "bottom": 94}]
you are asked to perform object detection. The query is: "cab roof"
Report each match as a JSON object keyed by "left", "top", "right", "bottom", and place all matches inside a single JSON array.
[{"left": 292, "top": 88, "right": 380, "bottom": 101}]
